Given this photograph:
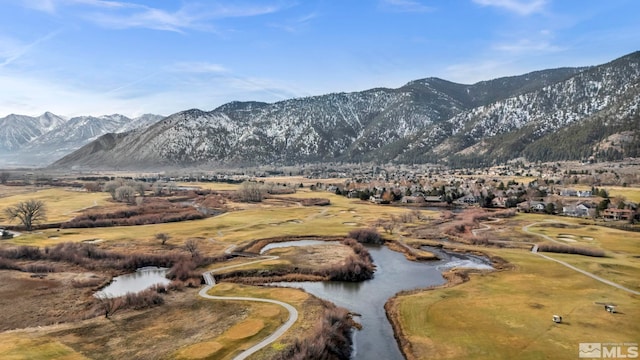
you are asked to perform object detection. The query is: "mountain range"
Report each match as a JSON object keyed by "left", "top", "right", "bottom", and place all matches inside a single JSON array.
[
  {"left": 0, "top": 113, "right": 164, "bottom": 167},
  {"left": 8, "top": 51, "right": 640, "bottom": 170}
]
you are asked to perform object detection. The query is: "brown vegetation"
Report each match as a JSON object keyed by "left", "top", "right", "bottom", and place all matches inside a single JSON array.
[
  {"left": 272, "top": 302, "right": 356, "bottom": 360},
  {"left": 347, "top": 228, "right": 384, "bottom": 245},
  {"left": 96, "top": 288, "right": 165, "bottom": 318},
  {"left": 0, "top": 242, "right": 229, "bottom": 274},
  {"left": 537, "top": 243, "right": 606, "bottom": 257},
  {"left": 61, "top": 198, "right": 206, "bottom": 228},
  {"left": 217, "top": 237, "right": 375, "bottom": 283}
]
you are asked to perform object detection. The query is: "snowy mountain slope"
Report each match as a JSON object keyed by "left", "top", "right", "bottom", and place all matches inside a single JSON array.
[
  {"left": 0, "top": 112, "right": 66, "bottom": 151},
  {"left": 0, "top": 113, "right": 163, "bottom": 167},
  {"left": 52, "top": 51, "right": 640, "bottom": 169}
]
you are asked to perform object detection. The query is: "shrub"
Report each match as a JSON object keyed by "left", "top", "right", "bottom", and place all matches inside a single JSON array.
[
  {"left": 272, "top": 304, "right": 354, "bottom": 360},
  {"left": 347, "top": 228, "right": 383, "bottom": 245},
  {"left": 538, "top": 243, "right": 605, "bottom": 257},
  {"left": 167, "top": 260, "right": 201, "bottom": 282},
  {"left": 123, "top": 289, "right": 164, "bottom": 309},
  {"left": 23, "top": 263, "right": 58, "bottom": 273}
]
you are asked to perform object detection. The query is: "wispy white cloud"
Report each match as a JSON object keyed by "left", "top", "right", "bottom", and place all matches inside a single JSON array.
[
  {"left": 491, "top": 29, "right": 563, "bottom": 54},
  {"left": 19, "top": 1, "right": 284, "bottom": 33},
  {"left": 85, "top": 6, "right": 201, "bottom": 33},
  {"left": 21, "top": 0, "right": 57, "bottom": 13},
  {"left": 472, "top": 0, "right": 547, "bottom": 16},
  {"left": 0, "top": 30, "right": 61, "bottom": 68},
  {"left": 268, "top": 12, "right": 318, "bottom": 33},
  {"left": 379, "top": 0, "right": 434, "bottom": 13},
  {"left": 493, "top": 38, "right": 563, "bottom": 53},
  {"left": 169, "top": 62, "right": 229, "bottom": 74}
]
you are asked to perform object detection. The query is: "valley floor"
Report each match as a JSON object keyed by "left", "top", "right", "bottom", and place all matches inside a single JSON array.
[{"left": 0, "top": 181, "right": 638, "bottom": 359}]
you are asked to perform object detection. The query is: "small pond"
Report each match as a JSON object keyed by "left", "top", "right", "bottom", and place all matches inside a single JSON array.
[
  {"left": 259, "top": 239, "right": 339, "bottom": 254},
  {"left": 94, "top": 266, "right": 171, "bottom": 298}
]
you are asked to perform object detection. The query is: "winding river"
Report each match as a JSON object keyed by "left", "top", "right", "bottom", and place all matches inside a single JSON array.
[{"left": 269, "top": 242, "right": 493, "bottom": 360}]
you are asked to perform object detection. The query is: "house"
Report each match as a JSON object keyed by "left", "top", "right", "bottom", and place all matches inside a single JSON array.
[
  {"left": 560, "top": 189, "right": 578, "bottom": 197},
  {"left": 518, "top": 201, "right": 546, "bottom": 213},
  {"left": 563, "top": 203, "right": 591, "bottom": 217},
  {"left": 577, "top": 190, "right": 592, "bottom": 197},
  {"left": 602, "top": 208, "right": 634, "bottom": 221},
  {"left": 454, "top": 195, "right": 478, "bottom": 205},
  {"left": 401, "top": 196, "right": 425, "bottom": 204},
  {"left": 369, "top": 195, "right": 383, "bottom": 204},
  {"left": 424, "top": 195, "right": 444, "bottom": 202},
  {"left": 491, "top": 196, "right": 506, "bottom": 208}
]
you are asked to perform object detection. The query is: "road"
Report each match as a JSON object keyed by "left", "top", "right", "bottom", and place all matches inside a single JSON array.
[{"left": 199, "top": 254, "right": 299, "bottom": 360}]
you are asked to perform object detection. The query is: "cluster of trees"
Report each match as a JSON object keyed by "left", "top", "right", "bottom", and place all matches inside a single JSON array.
[
  {"left": 86, "top": 178, "right": 181, "bottom": 203},
  {"left": 234, "top": 181, "right": 298, "bottom": 202},
  {"left": 62, "top": 199, "right": 205, "bottom": 228}
]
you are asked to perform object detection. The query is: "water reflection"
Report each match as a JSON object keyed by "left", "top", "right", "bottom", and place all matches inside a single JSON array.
[
  {"left": 259, "top": 239, "right": 340, "bottom": 254},
  {"left": 95, "top": 266, "right": 170, "bottom": 298},
  {"left": 269, "top": 242, "right": 494, "bottom": 359}
]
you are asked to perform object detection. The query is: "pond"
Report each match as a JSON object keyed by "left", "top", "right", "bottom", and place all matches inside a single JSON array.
[
  {"left": 259, "top": 239, "right": 339, "bottom": 254},
  {"left": 94, "top": 266, "right": 171, "bottom": 298},
  {"left": 266, "top": 241, "right": 492, "bottom": 360},
  {"left": 425, "top": 246, "right": 494, "bottom": 271}
]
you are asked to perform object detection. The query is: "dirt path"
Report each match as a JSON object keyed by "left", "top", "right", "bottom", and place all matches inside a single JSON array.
[
  {"left": 523, "top": 221, "right": 640, "bottom": 295},
  {"left": 199, "top": 254, "right": 298, "bottom": 360}
]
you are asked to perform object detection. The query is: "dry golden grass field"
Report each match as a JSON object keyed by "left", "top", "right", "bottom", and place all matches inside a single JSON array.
[{"left": 0, "top": 181, "right": 638, "bottom": 359}]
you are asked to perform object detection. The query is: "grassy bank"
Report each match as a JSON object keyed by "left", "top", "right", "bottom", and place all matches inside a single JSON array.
[{"left": 389, "top": 241, "right": 640, "bottom": 359}]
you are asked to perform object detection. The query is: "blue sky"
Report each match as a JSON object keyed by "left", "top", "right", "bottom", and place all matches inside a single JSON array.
[{"left": 0, "top": 0, "right": 638, "bottom": 117}]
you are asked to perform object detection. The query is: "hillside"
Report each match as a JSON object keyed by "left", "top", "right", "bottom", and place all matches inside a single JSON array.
[
  {"left": 0, "top": 114, "right": 164, "bottom": 167},
  {"left": 52, "top": 52, "right": 639, "bottom": 169}
]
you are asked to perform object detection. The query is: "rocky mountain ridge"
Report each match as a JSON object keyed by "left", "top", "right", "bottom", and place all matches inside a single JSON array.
[
  {"left": 0, "top": 113, "right": 164, "bottom": 166},
  {"left": 47, "top": 51, "right": 640, "bottom": 169}
]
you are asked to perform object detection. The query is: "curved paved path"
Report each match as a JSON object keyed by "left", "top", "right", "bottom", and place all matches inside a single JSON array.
[
  {"left": 199, "top": 254, "right": 299, "bottom": 360},
  {"left": 522, "top": 221, "right": 640, "bottom": 295}
]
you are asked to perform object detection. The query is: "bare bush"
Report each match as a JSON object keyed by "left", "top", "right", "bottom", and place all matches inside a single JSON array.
[
  {"left": 184, "top": 239, "right": 200, "bottom": 258},
  {"left": 347, "top": 228, "right": 383, "bottom": 245},
  {"left": 155, "top": 232, "right": 171, "bottom": 245},
  {"left": 123, "top": 288, "right": 164, "bottom": 309},
  {"left": 167, "top": 260, "right": 201, "bottom": 281},
  {"left": 84, "top": 181, "right": 102, "bottom": 192},
  {"left": 272, "top": 304, "right": 354, "bottom": 360},
  {"left": 115, "top": 186, "right": 136, "bottom": 203},
  {"left": 23, "top": 263, "right": 58, "bottom": 273},
  {"left": 96, "top": 294, "right": 123, "bottom": 318},
  {"left": 237, "top": 181, "right": 264, "bottom": 202},
  {"left": 103, "top": 180, "right": 123, "bottom": 199},
  {"left": 538, "top": 243, "right": 605, "bottom": 257}
]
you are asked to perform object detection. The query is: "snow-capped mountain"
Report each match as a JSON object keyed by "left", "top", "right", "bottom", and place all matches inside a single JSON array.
[
  {"left": 52, "top": 51, "right": 640, "bottom": 169},
  {"left": 0, "top": 113, "right": 163, "bottom": 167},
  {"left": 0, "top": 112, "right": 66, "bottom": 151}
]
